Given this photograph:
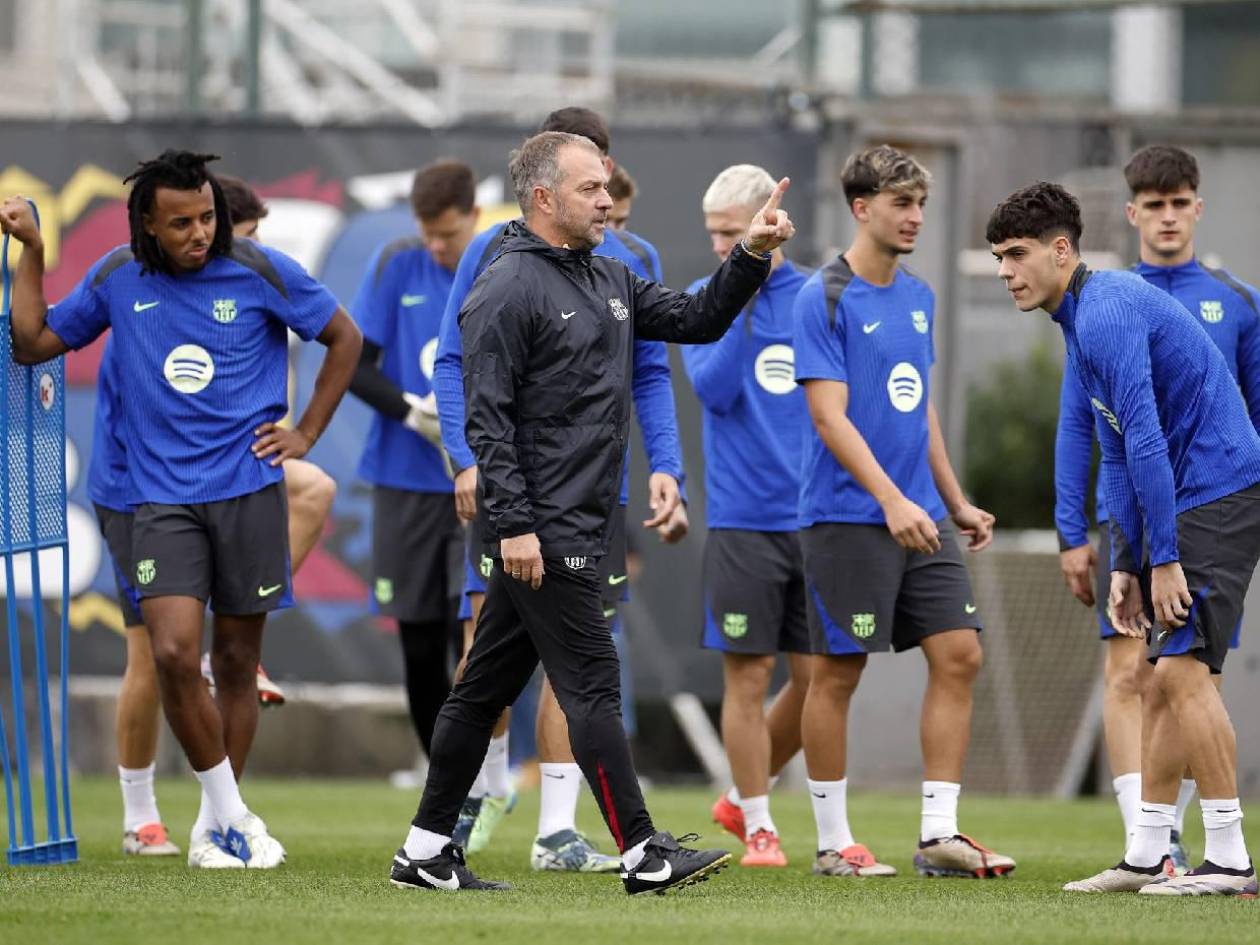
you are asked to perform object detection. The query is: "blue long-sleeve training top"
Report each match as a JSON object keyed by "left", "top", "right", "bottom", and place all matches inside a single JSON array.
[
  {"left": 1053, "top": 264, "right": 1260, "bottom": 571},
  {"left": 433, "top": 221, "right": 685, "bottom": 505},
  {"left": 1054, "top": 257, "right": 1260, "bottom": 552},
  {"left": 682, "top": 261, "right": 809, "bottom": 530}
]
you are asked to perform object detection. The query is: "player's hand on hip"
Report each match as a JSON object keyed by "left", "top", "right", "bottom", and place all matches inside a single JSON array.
[
  {"left": 1059, "top": 543, "right": 1097, "bottom": 606},
  {"left": 453, "top": 466, "right": 478, "bottom": 522},
  {"left": 743, "top": 178, "right": 796, "bottom": 255},
  {"left": 252, "top": 423, "right": 313, "bottom": 467},
  {"left": 882, "top": 495, "right": 941, "bottom": 554},
  {"left": 1108, "top": 570, "right": 1150, "bottom": 638},
  {"left": 0, "top": 196, "right": 41, "bottom": 246},
  {"left": 951, "top": 502, "right": 995, "bottom": 552},
  {"left": 501, "top": 533, "right": 544, "bottom": 589},
  {"left": 643, "top": 473, "right": 681, "bottom": 529},
  {"left": 1151, "top": 561, "right": 1193, "bottom": 629},
  {"left": 657, "top": 501, "right": 689, "bottom": 544}
]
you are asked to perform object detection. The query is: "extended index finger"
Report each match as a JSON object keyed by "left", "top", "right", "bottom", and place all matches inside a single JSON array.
[{"left": 761, "top": 177, "right": 790, "bottom": 214}]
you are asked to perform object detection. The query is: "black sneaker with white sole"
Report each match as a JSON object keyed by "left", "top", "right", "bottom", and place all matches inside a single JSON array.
[
  {"left": 390, "top": 843, "right": 510, "bottom": 891},
  {"left": 620, "top": 831, "right": 730, "bottom": 896}
]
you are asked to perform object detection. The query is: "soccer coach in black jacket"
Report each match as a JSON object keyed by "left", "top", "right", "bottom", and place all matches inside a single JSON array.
[{"left": 390, "top": 131, "right": 795, "bottom": 896}]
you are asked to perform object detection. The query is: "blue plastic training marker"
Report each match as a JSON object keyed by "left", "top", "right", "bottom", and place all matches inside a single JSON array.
[{"left": 0, "top": 199, "right": 77, "bottom": 867}]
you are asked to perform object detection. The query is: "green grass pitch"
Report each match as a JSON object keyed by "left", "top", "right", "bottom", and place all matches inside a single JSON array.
[{"left": 3, "top": 777, "right": 1257, "bottom": 944}]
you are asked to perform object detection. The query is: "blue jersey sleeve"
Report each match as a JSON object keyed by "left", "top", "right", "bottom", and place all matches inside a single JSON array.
[
  {"left": 631, "top": 338, "right": 685, "bottom": 483},
  {"left": 681, "top": 277, "right": 749, "bottom": 415},
  {"left": 1054, "top": 359, "right": 1095, "bottom": 550},
  {"left": 349, "top": 246, "right": 399, "bottom": 349},
  {"left": 434, "top": 228, "right": 497, "bottom": 472},
  {"left": 1082, "top": 305, "right": 1178, "bottom": 568},
  {"left": 1234, "top": 280, "right": 1260, "bottom": 432},
  {"left": 46, "top": 251, "right": 117, "bottom": 350},
  {"left": 792, "top": 276, "right": 846, "bottom": 383},
  {"left": 261, "top": 246, "right": 338, "bottom": 341}
]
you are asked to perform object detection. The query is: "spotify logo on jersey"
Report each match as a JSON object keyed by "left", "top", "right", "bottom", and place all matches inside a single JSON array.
[
  {"left": 754, "top": 344, "right": 796, "bottom": 395},
  {"left": 164, "top": 344, "right": 215, "bottom": 394},
  {"left": 887, "top": 362, "right": 923, "bottom": 412}
]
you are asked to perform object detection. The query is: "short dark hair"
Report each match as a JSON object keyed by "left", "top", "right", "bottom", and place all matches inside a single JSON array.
[
  {"left": 1124, "top": 145, "right": 1200, "bottom": 196},
  {"left": 985, "top": 181, "right": 1083, "bottom": 252},
  {"left": 608, "top": 165, "right": 636, "bottom": 201},
  {"left": 217, "top": 174, "right": 269, "bottom": 226},
  {"left": 539, "top": 106, "right": 611, "bottom": 154},
  {"left": 123, "top": 149, "right": 232, "bottom": 275},
  {"left": 840, "top": 144, "right": 931, "bottom": 206},
  {"left": 410, "top": 159, "right": 477, "bottom": 221}
]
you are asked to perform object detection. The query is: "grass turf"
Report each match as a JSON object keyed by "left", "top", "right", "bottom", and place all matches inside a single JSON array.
[{"left": 2, "top": 777, "right": 1257, "bottom": 944}]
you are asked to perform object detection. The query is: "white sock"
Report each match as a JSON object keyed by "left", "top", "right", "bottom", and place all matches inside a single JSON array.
[
  {"left": 808, "top": 778, "right": 854, "bottom": 853},
  {"left": 1201, "top": 798, "right": 1249, "bottom": 871},
  {"left": 1124, "top": 800, "right": 1175, "bottom": 868},
  {"left": 190, "top": 789, "right": 218, "bottom": 841},
  {"left": 482, "top": 734, "right": 511, "bottom": 798},
  {"left": 1113, "top": 772, "right": 1142, "bottom": 842},
  {"left": 404, "top": 826, "right": 450, "bottom": 860},
  {"left": 194, "top": 757, "right": 248, "bottom": 829},
  {"left": 727, "top": 775, "right": 778, "bottom": 807},
  {"left": 920, "top": 781, "right": 960, "bottom": 842},
  {"left": 740, "top": 794, "right": 776, "bottom": 838},
  {"left": 537, "top": 762, "right": 582, "bottom": 838},
  {"left": 469, "top": 767, "right": 488, "bottom": 800},
  {"left": 1174, "top": 779, "right": 1197, "bottom": 835},
  {"left": 622, "top": 834, "right": 650, "bottom": 870},
  {"left": 118, "top": 764, "right": 161, "bottom": 832}
]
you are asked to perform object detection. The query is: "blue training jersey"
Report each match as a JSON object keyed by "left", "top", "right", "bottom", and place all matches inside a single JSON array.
[
  {"left": 793, "top": 256, "right": 944, "bottom": 527},
  {"left": 1054, "top": 258, "right": 1260, "bottom": 551},
  {"left": 86, "top": 334, "right": 131, "bottom": 512},
  {"left": 350, "top": 237, "right": 454, "bottom": 493},
  {"left": 1053, "top": 265, "right": 1260, "bottom": 570},
  {"left": 433, "top": 221, "right": 684, "bottom": 504},
  {"left": 49, "top": 241, "right": 337, "bottom": 506},
  {"left": 682, "top": 260, "right": 808, "bottom": 531}
]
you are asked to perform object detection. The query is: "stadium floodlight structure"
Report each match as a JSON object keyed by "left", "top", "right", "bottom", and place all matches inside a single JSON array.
[{"left": 0, "top": 201, "right": 77, "bottom": 867}]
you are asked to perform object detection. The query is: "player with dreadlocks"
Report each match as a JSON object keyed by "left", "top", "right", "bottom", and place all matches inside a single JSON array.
[{"left": 1, "top": 149, "right": 362, "bottom": 869}]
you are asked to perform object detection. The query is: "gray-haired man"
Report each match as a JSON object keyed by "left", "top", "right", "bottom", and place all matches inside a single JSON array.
[{"left": 388, "top": 131, "right": 795, "bottom": 895}]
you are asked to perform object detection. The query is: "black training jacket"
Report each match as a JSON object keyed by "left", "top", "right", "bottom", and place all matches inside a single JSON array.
[{"left": 461, "top": 220, "right": 770, "bottom": 557}]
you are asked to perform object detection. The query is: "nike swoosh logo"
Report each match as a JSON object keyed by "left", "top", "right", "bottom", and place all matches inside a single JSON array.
[
  {"left": 258, "top": 583, "right": 283, "bottom": 597},
  {"left": 923, "top": 793, "right": 936, "bottom": 798},
  {"left": 561, "top": 311, "right": 576, "bottom": 320},
  {"left": 134, "top": 301, "right": 159, "bottom": 312},
  {"left": 862, "top": 321, "right": 880, "bottom": 334},
  {"left": 401, "top": 294, "right": 426, "bottom": 307},
  {"left": 964, "top": 604, "right": 977, "bottom": 614},
  {"left": 415, "top": 865, "right": 460, "bottom": 890},
  {"left": 811, "top": 792, "right": 827, "bottom": 798},
  {"left": 608, "top": 574, "right": 629, "bottom": 585},
  {"left": 630, "top": 861, "right": 672, "bottom": 883},
  {"left": 543, "top": 773, "right": 566, "bottom": 779}
]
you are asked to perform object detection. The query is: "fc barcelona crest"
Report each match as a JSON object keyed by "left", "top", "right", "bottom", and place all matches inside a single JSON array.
[
  {"left": 1200, "top": 300, "right": 1223, "bottom": 324},
  {"left": 723, "top": 613, "right": 748, "bottom": 639},
  {"left": 851, "top": 613, "right": 876, "bottom": 639},
  {"left": 608, "top": 297, "right": 629, "bottom": 321},
  {"left": 213, "top": 298, "right": 238, "bottom": 323}
]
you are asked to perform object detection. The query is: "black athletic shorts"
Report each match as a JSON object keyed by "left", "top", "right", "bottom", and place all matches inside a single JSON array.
[
  {"left": 371, "top": 486, "right": 462, "bottom": 622},
  {"left": 131, "top": 482, "right": 291, "bottom": 616},
  {"left": 802, "top": 520, "right": 981, "bottom": 656},
  {"left": 94, "top": 504, "right": 143, "bottom": 627},
  {"left": 700, "top": 529, "right": 809, "bottom": 655},
  {"left": 1144, "top": 483, "right": 1260, "bottom": 674}
]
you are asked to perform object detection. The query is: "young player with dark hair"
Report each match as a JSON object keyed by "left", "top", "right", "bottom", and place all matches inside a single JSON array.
[
  {"left": 795, "top": 145, "right": 1014, "bottom": 881},
  {"left": 989, "top": 181, "right": 1260, "bottom": 897},
  {"left": 607, "top": 165, "right": 637, "bottom": 231},
  {"left": 685, "top": 163, "right": 811, "bottom": 869},
  {"left": 430, "top": 107, "right": 688, "bottom": 871},
  {"left": 1, "top": 149, "right": 362, "bottom": 869},
  {"left": 347, "top": 158, "right": 481, "bottom": 758},
  {"left": 1055, "top": 146, "right": 1260, "bottom": 870}
]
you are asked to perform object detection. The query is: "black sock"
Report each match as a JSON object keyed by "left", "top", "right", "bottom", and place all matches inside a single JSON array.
[{"left": 398, "top": 620, "right": 452, "bottom": 756}]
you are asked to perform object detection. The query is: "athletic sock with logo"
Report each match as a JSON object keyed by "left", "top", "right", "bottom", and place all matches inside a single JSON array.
[
  {"left": 537, "top": 762, "right": 582, "bottom": 838},
  {"left": 920, "top": 780, "right": 961, "bottom": 842},
  {"left": 808, "top": 778, "right": 855, "bottom": 852},
  {"left": 195, "top": 758, "right": 248, "bottom": 831},
  {"left": 1113, "top": 772, "right": 1142, "bottom": 842},
  {"left": 1174, "top": 778, "right": 1197, "bottom": 835},
  {"left": 1125, "top": 801, "right": 1175, "bottom": 868},
  {"left": 119, "top": 764, "right": 161, "bottom": 833},
  {"left": 483, "top": 733, "right": 511, "bottom": 798},
  {"left": 404, "top": 826, "right": 451, "bottom": 861},
  {"left": 1201, "top": 799, "right": 1249, "bottom": 871},
  {"left": 741, "top": 794, "right": 776, "bottom": 838}
]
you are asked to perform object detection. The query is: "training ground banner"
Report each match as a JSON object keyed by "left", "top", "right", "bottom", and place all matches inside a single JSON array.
[{"left": 0, "top": 119, "right": 819, "bottom": 699}]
